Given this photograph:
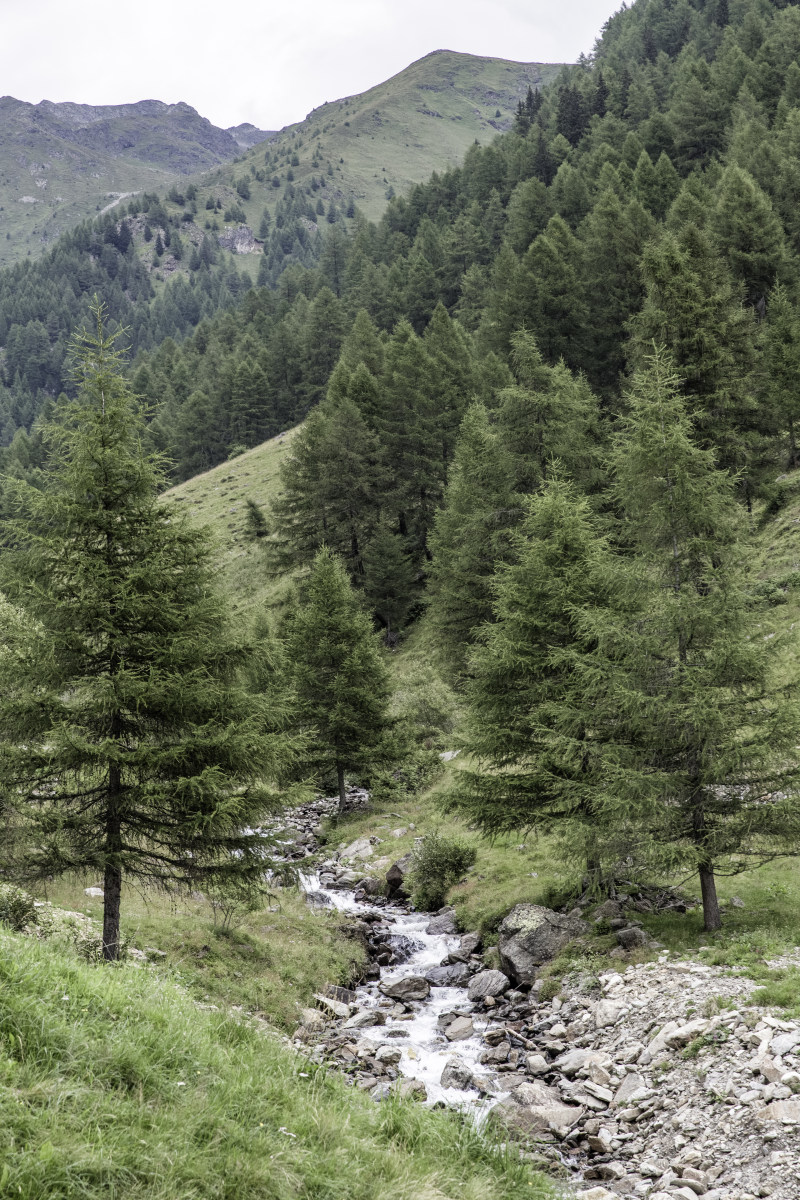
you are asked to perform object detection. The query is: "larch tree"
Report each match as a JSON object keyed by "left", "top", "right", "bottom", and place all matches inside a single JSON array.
[
  {"left": 286, "top": 547, "right": 392, "bottom": 812},
  {"left": 584, "top": 349, "right": 800, "bottom": 930},
  {"left": 0, "top": 306, "right": 293, "bottom": 960}
]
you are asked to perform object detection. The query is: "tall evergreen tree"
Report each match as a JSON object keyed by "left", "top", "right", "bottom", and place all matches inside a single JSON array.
[
  {"left": 584, "top": 351, "right": 800, "bottom": 930},
  {"left": 0, "top": 307, "right": 292, "bottom": 959},
  {"left": 287, "top": 547, "right": 392, "bottom": 811}
]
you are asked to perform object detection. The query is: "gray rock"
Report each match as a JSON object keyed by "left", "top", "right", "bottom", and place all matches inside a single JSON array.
[
  {"left": 343, "top": 1008, "right": 386, "bottom": 1029},
  {"left": 525, "top": 1053, "right": 551, "bottom": 1076},
  {"left": 460, "top": 931, "right": 482, "bottom": 955},
  {"left": 511, "top": 1079, "right": 563, "bottom": 1107},
  {"left": 385, "top": 853, "right": 414, "bottom": 896},
  {"left": 313, "top": 993, "right": 350, "bottom": 1019},
  {"left": 375, "top": 1044, "right": 402, "bottom": 1064},
  {"left": 591, "top": 899, "right": 622, "bottom": 920},
  {"left": 490, "top": 1095, "right": 583, "bottom": 1140},
  {"left": 771, "top": 1030, "right": 800, "bottom": 1057},
  {"left": 440, "top": 1057, "right": 474, "bottom": 1089},
  {"left": 424, "top": 963, "right": 471, "bottom": 987},
  {"left": 379, "top": 975, "right": 430, "bottom": 1002},
  {"left": 616, "top": 925, "right": 649, "bottom": 949},
  {"left": 612, "top": 1072, "right": 645, "bottom": 1107},
  {"left": 392, "top": 1078, "right": 427, "bottom": 1101},
  {"left": 757, "top": 1099, "right": 800, "bottom": 1123},
  {"left": 425, "top": 910, "right": 458, "bottom": 935},
  {"left": 554, "top": 1048, "right": 612, "bottom": 1077},
  {"left": 444, "top": 1016, "right": 475, "bottom": 1041},
  {"left": 497, "top": 904, "right": 589, "bottom": 984},
  {"left": 594, "top": 998, "right": 627, "bottom": 1028},
  {"left": 467, "top": 969, "right": 511, "bottom": 1001}
]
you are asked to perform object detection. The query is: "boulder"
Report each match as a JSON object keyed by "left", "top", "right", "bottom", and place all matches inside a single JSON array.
[
  {"left": 313, "top": 993, "right": 350, "bottom": 1019},
  {"left": 440, "top": 1057, "right": 473, "bottom": 1089},
  {"left": 344, "top": 1008, "right": 386, "bottom": 1030},
  {"left": 757, "top": 1099, "right": 800, "bottom": 1123},
  {"left": 424, "top": 963, "right": 471, "bottom": 987},
  {"left": 339, "top": 836, "right": 374, "bottom": 861},
  {"left": 497, "top": 904, "right": 588, "bottom": 984},
  {"left": 594, "top": 998, "right": 627, "bottom": 1029},
  {"left": 490, "top": 1095, "right": 583, "bottom": 1140},
  {"left": 616, "top": 925, "right": 648, "bottom": 950},
  {"left": 392, "top": 1078, "right": 427, "bottom": 1101},
  {"left": 511, "top": 1079, "right": 563, "bottom": 1108},
  {"left": 554, "top": 1048, "right": 612, "bottom": 1078},
  {"left": 426, "top": 910, "right": 458, "bottom": 935},
  {"left": 460, "top": 931, "right": 482, "bottom": 955},
  {"left": 444, "top": 1016, "right": 475, "bottom": 1041},
  {"left": 379, "top": 975, "right": 430, "bottom": 1002},
  {"left": 385, "top": 853, "right": 414, "bottom": 897},
  {"left": 467, "top": 969, "right": 511, "bottom": 1001},
  {"left": 611, "top": 1072, "right": 645, "bottom": 1107},
  {"left": 375, "top": 1044, "right": 402, "bottom": 1065}
]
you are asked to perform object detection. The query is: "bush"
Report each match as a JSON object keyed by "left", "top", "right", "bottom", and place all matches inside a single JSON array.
[
  {"left": 407, "top": 830, "right": 477, "bottom": 911},
  {"left": 0, "top": 883, "right": 37, "bottom": 931}
]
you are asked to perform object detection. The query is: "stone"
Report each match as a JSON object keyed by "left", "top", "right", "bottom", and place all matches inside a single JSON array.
[
  {"left": 554, "top": 1048, "right": 612, "bottom": 1077},
  {"left": 616, "top": 926, "right": 649, "bottom": 949},
  {"left": 511, "top": 1080, "right": 564, "bottom": 1108},
  {"left": 612, "top": 1072, "right": 646, "bottom": 1107},
  {"left": 490, "top": 1095, "right": 584, "bottom": 1140},
  {"left": 339, "top": 836, "right": 374, "bottom": 860},
  {"left": 375, "top": 1044, "right": 402, "bottom": 1065},
  {"left": 662, "top": 1019, "right": 710, "bottom": 1049},
  {"left": 595, "top": 998, "right": 627, "bottom": 1028},
  {"left": 525, "top": 1053, "right": 551, "bottom": 1076},
  {"left": 385, "top": 853, "right": 414, "bottom": 896},
  {"left": 592, "top": 899, "right": 623, "bottom": 920},
  {"left": 497, "top": 904, "right": 589, "bottom": 984},
  {"left": 467, "top": 969, "right": 511, "bottom": 1001},
  {"left": 440, "top": 1058, "right": 473, "bottom": 1089},
  {"left": 444, "top": 1016, "right": 475, "bottom": 1041},
  {"left": 586, "top": 1161, "right": 626, "bottom": 1180},
  {"left": 379, "top": 976, "right": 430, "bottom": 1002},
  {"left": 425, "top": 910, "right": 458, "bottom": 935},
  {"left": 480, "top": 1041, "right": 510, "bottom": 1064},
  {"left": 392, "top": 1078, "right": 427, "bottom": 1101},
  {"left": 757, "top": 1099, "right": 800, "bottom": 1123},
  {"left": 577, "top": 1190, "right": 618, "bottom": 1200},
  {"left": 460, "top": 931, "right": 482, "bottom": 955},
  {"left": 84, "top": 886, "right": 104, "bottom": 897},
  {"left": 770, "top": 1030, "right": 800, "bottom": 1057},
  {"left": 424, "top": 963, "right": 471, "bottom": 987},
  {"left": 343, "top": 1009, "right": 386, "bottom": 1029},
  {"left": 313, "top": 994, "right": 350, "bottom": 1019}
]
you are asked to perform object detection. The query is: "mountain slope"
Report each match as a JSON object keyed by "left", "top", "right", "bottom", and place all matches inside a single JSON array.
[
  {"left": 0, "top": 96, "right": 273, "bottom": 267},
  {"left": 203, "top": 50, "right": 563, "bottom": 224}
]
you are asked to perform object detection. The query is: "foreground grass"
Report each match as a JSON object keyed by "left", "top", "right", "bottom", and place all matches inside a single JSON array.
[{"left": 0, "top": 931, "right": 554, "bottom": 1200}]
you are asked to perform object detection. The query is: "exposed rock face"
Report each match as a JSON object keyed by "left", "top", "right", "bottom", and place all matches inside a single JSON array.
[
  {"left": 497, "top": 904, "right": 589, "bottom": 983},
  {"left": 217, "top": 224, "right": 260, "bottom": 254}
]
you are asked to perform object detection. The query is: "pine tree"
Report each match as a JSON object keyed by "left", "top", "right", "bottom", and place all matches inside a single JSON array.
[
  {"left": 763, "top": 284, "right": 800, "bottom": 469},
  {"left": 362, "top": 521, "right": 417, "bottom": 640},
  {"left": 287, "top": 547, "right": 392, "bottom": 811},
  {"left": 584, "top": 351, "right": 800, "bottom": 930},
  {"left": 0, "top": 307, "right": 292, "bottom": 959}
]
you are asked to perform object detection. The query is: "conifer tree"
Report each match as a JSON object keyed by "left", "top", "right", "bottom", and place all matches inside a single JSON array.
[
  {"left": 0, "top": 307, "right": 292, "bottom": 959},
  {"left": 450, "top": 476, "right": 619, "bottom": 886},
  {"left": 426, "top": 403, "right": 520, "bottom": 674},
  {"left": 287, "top": 547, "right": 392, "bottom": 811},
  {"left": 584, "top": 350, "right": 800, "bottom": 930},
  {"left": 362, "top": 521, "right": 417, "bottom": 640}
]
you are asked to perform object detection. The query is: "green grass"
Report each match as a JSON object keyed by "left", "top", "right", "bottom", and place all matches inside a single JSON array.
[
  {"left": 162, "top": 427, "right": 301, "bottom": 622},
  {"left": 0, "top": 929, "right": 554, "bottom": 1200}
]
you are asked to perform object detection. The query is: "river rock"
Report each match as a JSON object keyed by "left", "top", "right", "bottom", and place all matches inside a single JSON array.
[
  {"left": 444, "top": 1016, "right": 475, "bottom": 1041},
  {"left": 441, "top": 1057, "right": 473, "bottom": 1089},
  {"left": 426, "top": 910, "right": 458, "bottom": 935},
  {"left": 525, "top": 1053, "right": 551, "bottom": 1076},
  {"left": 424, "top": 963, "right": 471, "bottom": 987},
  {"left": 497, "top": 904, "right": 588, "bottom": 984},
  {"left": 460, "top": 931, "right": 482, "bottom": 955},
  {"left": 344, "top": 1008, "right": 386, "bottom": 1029},
  {"left": 467, "top": 969, "right": 510, "bottom": 1001},
  {"left": 375, "top": 1044, "right": 402, "bottom": 1065},
  {"left": 511, "top": 1079, "right": 563, "bottom": 1107},
  {"left": 313, "top": 993, "right": 350, "bottom": 1019},
  {"left": 393, "top": 1078, "right": 427, "bottom": 1101},
  {"left": 379, "top": 975, "right": 430, "bottom": 1001},
  {"left": 490, "top": 1095, "right": 583, "bottom": 1140}
]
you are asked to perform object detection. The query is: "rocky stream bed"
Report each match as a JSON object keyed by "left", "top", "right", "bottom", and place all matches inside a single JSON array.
[{"left": 272, "top": 794, "right": 800, "bottom": 1200}]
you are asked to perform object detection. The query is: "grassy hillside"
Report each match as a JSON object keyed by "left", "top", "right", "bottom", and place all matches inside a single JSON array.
[
  {"left": 0, "top": 97, "right": 272, "bottom": 268},
  {"left": 162, "top": 427, "right": 301, "bottom": 621},
  {"left": 200, "top": 51, "right": 563, "bottom": 226},
  {"left": 0, "top": 927, "right": 552, "bottom": 1199}
]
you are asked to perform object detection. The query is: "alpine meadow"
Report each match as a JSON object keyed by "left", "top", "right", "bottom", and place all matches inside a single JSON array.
[{"left": 6, "top": 0, "right": 800, "bottom": 1197}]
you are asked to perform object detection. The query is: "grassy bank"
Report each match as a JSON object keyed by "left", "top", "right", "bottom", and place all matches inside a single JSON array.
[{"left": 0, "top": 929, "right": 554, "bottom": 1200}]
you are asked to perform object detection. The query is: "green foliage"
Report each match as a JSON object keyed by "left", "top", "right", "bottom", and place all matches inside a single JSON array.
[
  {"left": 407, "top": 829, "right": 477, "bottom": 911},
  {"left": 0, "top": 883, "right": 37, "bottom": 931}
]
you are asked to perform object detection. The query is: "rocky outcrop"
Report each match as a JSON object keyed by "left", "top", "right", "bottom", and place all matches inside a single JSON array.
[
  {"left": 217, "top": 224, "right": 260, "bottom": 254},
  {"left": 497, "top": 903, "right": 589, "bottom": 983}
]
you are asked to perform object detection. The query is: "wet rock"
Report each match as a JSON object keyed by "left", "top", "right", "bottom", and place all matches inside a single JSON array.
[
  {"left": 497, "top": 904, "right": 589, "bottom": 984},
  {"left": 467, "top": 969, "right": 511, "bottom": 1001},
  {"left": 375, "top": 1044, "right": 402, "bottom": 1065},
  {"left": 480, "top": 1041, "right": 510, "bottom": 1064},
  {"left": 440, "top": 1057, "right": 473, "bottom": 1089},
  {"left": 424, "top": 963, "right": 471, "bottom": 987},
  {"left": 385, "top": 853, "right": 414, "bottom": 897},
  {"left": 444, "top": 1016, "right": 474, "bottom": 1041},
  {"left": 425, "top": 910, "right": 458, "bottom": 935},
  {"left": 379, "top": 975, "right": 430, "bottom": 1002},
  {"left": 460, "top": 931, "right": 482, "bottom": 955}
]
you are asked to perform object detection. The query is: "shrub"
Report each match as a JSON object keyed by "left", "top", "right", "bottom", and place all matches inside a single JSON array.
[
  {"left": 407, "top": 830, "right": 477, "bottom": 911},
  {"left": 0, "top": 883, "right": 37, "bottom": 931}
]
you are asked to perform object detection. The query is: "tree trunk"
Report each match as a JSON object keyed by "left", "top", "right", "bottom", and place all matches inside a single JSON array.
[
  {"left": 103, "top": 765, "right": 123, "bottom": 961},
  {"left": 337, "top": 762, "right": 347, "bottom": 814},
  {"left": 699, "top": 860, "right": 722, "bottom": 932}
]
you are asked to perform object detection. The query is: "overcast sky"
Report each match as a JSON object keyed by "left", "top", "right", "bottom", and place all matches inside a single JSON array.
[{"left": 4, "top": 0, "right": 622, "bottom": 132}]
